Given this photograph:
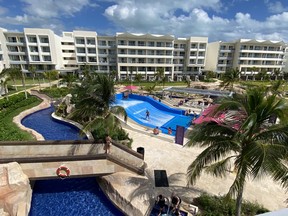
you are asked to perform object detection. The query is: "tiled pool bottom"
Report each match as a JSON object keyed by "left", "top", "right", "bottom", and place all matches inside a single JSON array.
[{"left": 29, "top": 177, "right": 124, "bottom": 216}]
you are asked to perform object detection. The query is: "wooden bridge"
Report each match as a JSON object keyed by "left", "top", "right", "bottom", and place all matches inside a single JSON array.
[{"left": 0, "top": 140, "right": 145, "bottom": 180}]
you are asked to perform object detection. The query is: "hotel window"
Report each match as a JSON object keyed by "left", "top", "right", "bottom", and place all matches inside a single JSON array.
[
  {"left": 7, "top": 37, "right": 17, "bottom": 43},
  {"left": 8, "top": 46, "right": 18, "bottom": 52},
  {"left": 98, "top": 40, "right": 106, "bottom": 46},
  {"left": 31, "top": 55, "right": 40, "bottom": 61},
  {"left": 77, "top": 56, "right": 86, "bottom": 62},
  {"left": 88, "top": 48, "right": 96, "bottom": 54},
  {"left": 29, "top": 46, "right": 38, "bottom": 52},
  {"left": 43, "top": 56, "right": 52, "bottom": 61},
  {"left": 166, "top": 42, "right": 172, "bottom": 47},
  {"left": 41, "top": 46, "right": 50, "bottom": 52},
  {"left": 191, "top": 43, "right": 197, "bottom": 49},
  {"left": 19, "top": 37, "right": 25, "bottom": 43},
  {"left": 87, "top": 38, "right": 96, "bottom": 45},
  {"left": 180, "top": 44, "right": 186, "bottom": 49},
  {"left": 76, "top": 48, "right": 85, "bottom": 53},
  {"left": 147, "top": 41, "right": 154, "bottom": 47},
  {"left": 9, "top": 55, "right": 20, "bottom": 61},
  {"left": 108, "top": 41, "right": 115, "bottom": 46},
  {"left": 39, "top": 36, "right": 49, "bottom": 43},
  {"left": 118, "top": 40, "right": 126, "bottom": 45},
  {"left": 27, "top": 36, "right": 37, "bottom": 43},
  {"left": 128, "top": 41, "right": 136, "bottom": 46},
  {"left": 199, "top": 43, "right": 206, "bottom": 49},
  {"left": 138, "top": 41, "right": 145, "bottom": 46},
  {"left": 88, "top": 57, "right": 97, "bottom": 62},
  {"left": 156, "top": 42, "right": 163, "bottom": 47},
  {"left": 76, "top": 38, "right": 85, "bottom": 44}
]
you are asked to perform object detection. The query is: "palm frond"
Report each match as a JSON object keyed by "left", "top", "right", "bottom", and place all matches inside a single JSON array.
[{"left": 205, "top": 156, "right": 237, "bottom": 178}]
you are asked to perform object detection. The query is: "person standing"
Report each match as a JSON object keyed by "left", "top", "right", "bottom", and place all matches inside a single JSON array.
[
  {"left": 104, "top": 134, "right": 112, "bottom": 154},
  {"left": 146, "top": 110, "right": 150, "bottom": 120}
]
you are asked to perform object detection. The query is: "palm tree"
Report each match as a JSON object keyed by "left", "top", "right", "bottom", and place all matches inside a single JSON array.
[
  {"left": 220, "top": 67, "right": 241, "bottom": 91},
  {"left": 134, "top": 73, "right": 143, "bottom": 87},
  {"left": 4, "top": 68, "right": 21, "bottom": 91},
  {"left": 109, "top": 70, "right": 118, "bottom": 82},
  {"left": 187, "top": 86, "right": 288, "bottom": 216},
  {"left": 0, "top": 78, "right": 9, "bottom": 100},
  {"left": 69, "top": 74, "right": 127, "bottom": 135},
  {"left": 61, "top": 74, "right": 77, "bottom": 89},
  {"left": 155, "top": 67, "right": 165, "bottom": 89},
  {"left": 273, "top": 69, "right": 281, "bottom": 81},
  {"left": 144, "top": 83, "right": 157, "bottom": 95},
  {"left": 44, "top": 70, "right": 59, "bottom": 89},
  {"left": 28, "top": 65, "right": 37, "bottom": 85}
]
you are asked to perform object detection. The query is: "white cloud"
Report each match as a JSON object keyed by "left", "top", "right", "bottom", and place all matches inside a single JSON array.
[
  {"left": 20, "top": 0, "right": 97, "bottom": 18},
  {"left": 0, "top": 6, "right": 7, "bottom": 15},
  {"left": 265, "top": 0, "right": 288, "bottom": 14},
  {"left": 0, "top": 0, "right": 288, "bottom": 42},
  {"left": 103, "top": 0, "right": 288, "bottom": 42}
]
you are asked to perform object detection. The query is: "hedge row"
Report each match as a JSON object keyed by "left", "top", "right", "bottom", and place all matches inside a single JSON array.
[
  {"left": 0, "top": 93, "right": 27, "bottom": 110},
  {"left": 194, "top": 193, "right": 269, "bottom": 216},
  {"left": 0, "top": 94, "right": 42, "bottom": 141}
]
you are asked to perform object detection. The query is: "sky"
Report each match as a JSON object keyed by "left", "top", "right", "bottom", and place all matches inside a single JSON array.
[{"left": 0, "top": 0, "right": 288, "bottom": 42}]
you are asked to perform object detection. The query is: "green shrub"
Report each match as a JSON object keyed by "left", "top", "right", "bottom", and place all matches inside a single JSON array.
[
  {"left": 0, "top": 93, "right": 27, "bottom": 110},
  {"left": 91, "top": 126, "right": 133, "bottom": 148},
  {"left": 194, "top": 193, "right": 269, "bottom": 216},
  {"left": 0, "top": 94, "right": 41, "bottom": 141},
  {"left": 40, "top": 87, "right": 70, "bottom": 99}
]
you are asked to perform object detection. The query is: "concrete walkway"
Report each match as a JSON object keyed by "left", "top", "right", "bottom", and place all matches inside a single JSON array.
[{"left": 104, "top": 127, "right": 287, "bottom": 215}]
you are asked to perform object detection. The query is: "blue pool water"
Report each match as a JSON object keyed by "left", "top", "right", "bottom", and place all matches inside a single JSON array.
[
  {"left": 29, "top": 178, "right": 124, "bottom": 216},
  {"left": 114, "top": 94, "right": 193, "bottom": 135},
  {"left": 21, "top": 106, "right": 86, "bottom": 140},
  {"left": 22, "top": 106, "right": 124, "bottom": 216}
]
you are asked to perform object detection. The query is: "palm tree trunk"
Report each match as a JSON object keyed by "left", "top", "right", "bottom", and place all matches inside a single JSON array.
[
  {"left": 12, "top": 79, "right": 18, "bottom": 91},
  {"left": 235, "top": 186, "right": 244, "bottom": 216},
  {"left": 22, "top": 72, "right": 28, "bottom": 99},
  {"left": 38, "top": 77, "right": 41, "bottom": 90}
]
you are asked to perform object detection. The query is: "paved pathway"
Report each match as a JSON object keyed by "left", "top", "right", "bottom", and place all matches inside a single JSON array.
[{"left": 104, "top": 127, "right": 287, "bottom": 215}]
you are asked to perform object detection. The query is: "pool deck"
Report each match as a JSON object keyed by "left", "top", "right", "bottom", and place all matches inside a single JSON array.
[
  {"left": 104, "top": 126, "right": 287, "bottom": 215},
  {"left": 12, "top": 82, "right": 287, "bottom": 216}
]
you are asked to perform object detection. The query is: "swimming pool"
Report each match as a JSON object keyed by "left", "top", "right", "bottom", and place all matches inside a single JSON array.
[
  {"left": 21, "top": 106, "right": 86, "bottom": 140},
  {"left": 29, "top": 177, "right": 124, "bottom": 216},
  {"left": 114, "top": 94, "right": 193, "bottom": 135},
  {"left": 22, "top": 106, "right": 124, "bottom": 216}
]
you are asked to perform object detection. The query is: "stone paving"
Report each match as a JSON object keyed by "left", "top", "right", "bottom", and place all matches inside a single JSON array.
[{"left": 104, "top": 126, "right": 287, "bottom": 215}]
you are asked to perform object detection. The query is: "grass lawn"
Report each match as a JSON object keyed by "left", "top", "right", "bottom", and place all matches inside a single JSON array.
[{"left": 7, "top": 78, "right": 54, "bottom": 85}]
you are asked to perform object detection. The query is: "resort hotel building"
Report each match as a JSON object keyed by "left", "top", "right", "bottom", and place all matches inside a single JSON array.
[{"left": 0, "top": 27, "right": 287, "bottom": 81}]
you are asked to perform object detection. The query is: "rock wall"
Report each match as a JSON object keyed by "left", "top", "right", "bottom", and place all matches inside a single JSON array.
[{"left": 0, "top": 162, "right": 32, "bottom": 216}]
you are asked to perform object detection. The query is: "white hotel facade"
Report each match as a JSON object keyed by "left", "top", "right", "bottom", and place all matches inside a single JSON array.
[{"left": 0, "top": 27, "right": 287, "bottom": 80}]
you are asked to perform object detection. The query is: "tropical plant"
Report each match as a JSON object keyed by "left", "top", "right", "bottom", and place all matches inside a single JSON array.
[
  {"left": 256, "top": 69, "right": 270, "bottom": 81},
  {"left": 109, "top": 70, "right": 118, "bottom": 82},
  {"left": 61, "top": 74, "right": 77, "bottom": 89},
  {"left": 205, "top": 71, "right": 215, "bottom": 81},
  {"left": 44, "top": 70, "right": 59, "bottom": 89},
  {"left": 194, "top": 193, "right": 269, "bottom": 216},
  {"left": 187, "top": 86, "right": 288, "bottom": 216},
  {"left": 0, "top": 79, "right": 9, "bottom": 100},
  {"left": 220, "top": 68, "right": 241, "bottom": 91},
  {"left": 28, "top": 65, "right": 37, "bottom": 85},
  {"left": 134, "top": 73, "right": 143, "bottom": 87},
  {"left": 155, "top": 67, "right": 166, "bottom": 89},
  {"left": 81, "top": 64, "right": 92, "bottom": 81},
  {"left": 69, "top": 74, "right": 127, "bottom": 138},
  {"left": 144, "top": 83, "right": 157, "bottom": 95},
  {"left": 185, "top": 78, "right": 191, "bottom": 88},
  {"left": 273, "top": 69, "right": 281, "bottom": 81}
]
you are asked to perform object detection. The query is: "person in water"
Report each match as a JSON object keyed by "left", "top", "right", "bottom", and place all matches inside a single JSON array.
[{"left": 146, "top": 110, "right": 150, "bottom": 120}]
